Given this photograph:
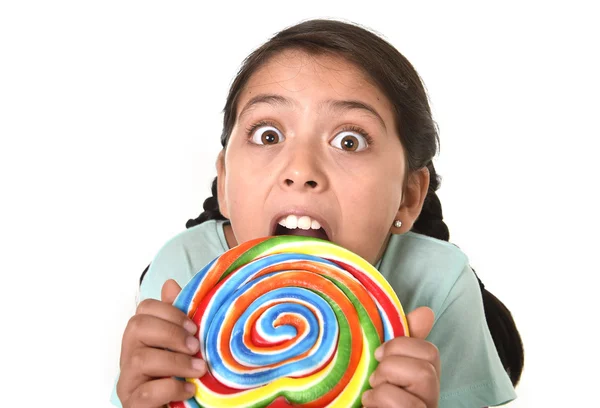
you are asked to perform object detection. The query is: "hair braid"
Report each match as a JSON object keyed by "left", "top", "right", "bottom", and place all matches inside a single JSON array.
[
  {"left": 185, "top": 177, "right": 227, "bottom": 229},
  {"left": 411, "top": 161, "right": 449, "bottom": 241},
  {"left": 413, "top": 162, "right": 524, "bottom": 385}
]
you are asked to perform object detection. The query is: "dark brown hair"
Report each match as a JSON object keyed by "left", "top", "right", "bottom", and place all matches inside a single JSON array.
[{"left": 159, "top": 19, "right": 523, "bottom": 385}]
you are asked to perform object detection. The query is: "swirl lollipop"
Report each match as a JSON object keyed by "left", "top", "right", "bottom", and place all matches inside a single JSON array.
[{"left": 168, "top": 235, "right": 408, "bottom": 408}]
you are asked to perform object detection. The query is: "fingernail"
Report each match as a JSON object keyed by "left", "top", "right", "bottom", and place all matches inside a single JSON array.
[
  {"left": 362, "top": 390, "right": 372, "bottom": 404},
  {"left": 369, "top": 372, "right": 375, "bottom": 386},
  {"left": 184, "top": 319, "right": 197, "bottom": 334},
  {"left": 374, "top": 345, "right": 383, "bottom": 361},
  {"left": 186, "top": 336, "right": 200, "bottom": 353},
  {"left": 192, "top": 358, "right": 206, "bottom": 372},
  {"left": 185, "top": 382, "right": 196, "bottom": 394}
]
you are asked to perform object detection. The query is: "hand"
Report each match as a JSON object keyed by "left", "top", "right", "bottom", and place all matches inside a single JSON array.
[
  {"left": 116, "top": 280, "right": 208, "bottom": 408},
  {"left": 362, "top": 307, "right": 440, "bottom": 408}
]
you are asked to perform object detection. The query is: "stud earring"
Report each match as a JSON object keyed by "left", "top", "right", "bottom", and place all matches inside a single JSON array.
[{"left": 394, "top": 220, "right": 402, "bottom": 228}]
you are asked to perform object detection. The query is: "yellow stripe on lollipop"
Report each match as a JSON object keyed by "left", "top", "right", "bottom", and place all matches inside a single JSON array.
[{"left": 193, "top": 350, "right": 337, "bottom": 407}]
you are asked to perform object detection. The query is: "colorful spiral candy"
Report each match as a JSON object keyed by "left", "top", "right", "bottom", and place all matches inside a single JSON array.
[{"left": 168, "top": 235, "right": 408, "bottom": 408}]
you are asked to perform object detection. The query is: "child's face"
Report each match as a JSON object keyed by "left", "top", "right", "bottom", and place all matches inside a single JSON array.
[{"left": 217, "top": 50, "right": 426, "bottom": 264}]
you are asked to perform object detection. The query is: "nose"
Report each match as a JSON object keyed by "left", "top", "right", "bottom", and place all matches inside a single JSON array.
[{"left": 279, "top": 146, "right": 328, "bottom": 193}]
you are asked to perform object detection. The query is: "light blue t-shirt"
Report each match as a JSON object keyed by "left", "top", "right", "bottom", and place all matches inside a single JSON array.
[{"left": 112, "top": 219, "right": 516, "bottom": 407}]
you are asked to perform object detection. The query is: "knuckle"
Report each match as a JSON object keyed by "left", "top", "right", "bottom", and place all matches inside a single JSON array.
[
  {"left": 416, "top": 361, "right": 438, "bottom": 385},
  {"left": 127, "top": 378, "right": 181, "bottom": 408},
  {"left": 115, "top": 382, "right": 128, "bottom": 406},
  {"left": 133, "top": 385, "right": 154, "bottom": 404},
  {"left": 128, "top": 348, "right": 153, "bottom": 376},
  {"left": 410, "top": 400, "right": 427, "bottom": 408},
  {"left": 425, "top": 342, "right": 440, "bottom": 362},
  {"left": 370, "top": 384, "right": 392, "bottom": 405},
  {"left": 386, "top": 337, "right": 404, "bottom": 355},
  {"left": 416, "top": 400, "right": 427, "bottom": 408},
  {"left": 128, "top": 349, "right": 145, "bottom": 371},
  {"left": 135, "top": 298, "right": 155, "bottom": 315},
  {"left": 126, "top": 314, "right": 146, "bottom": 335}
]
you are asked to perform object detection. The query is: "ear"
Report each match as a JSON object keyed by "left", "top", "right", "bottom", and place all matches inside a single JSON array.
[
  {"left": 215, "top": 149, "right": 230, "bottom": 219},
  {"left": 393, "top": 166, "right": 430, "bottom": 234}
]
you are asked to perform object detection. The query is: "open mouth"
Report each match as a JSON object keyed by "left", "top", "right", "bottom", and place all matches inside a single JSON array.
[
  {"left": 274, "top": 224, "right": 330, "bottom": 241},
  {"left": 270, "top": 214, "right": 331, "bottom": 241}
]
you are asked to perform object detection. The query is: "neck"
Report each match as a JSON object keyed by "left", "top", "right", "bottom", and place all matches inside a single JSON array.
[{"left": 223, "top": 222, "right": 237, "bottom": 249}]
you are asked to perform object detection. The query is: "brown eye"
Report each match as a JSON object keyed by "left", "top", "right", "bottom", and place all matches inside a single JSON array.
[
  {"left": 341, "top": 135, "right": 358, "bottom": 151},
  {"left": 330, "top": 130, "right": 368, "bottom": 152},
  {"left": 250, "top": 125, "right": 285, "bottom": 145},
  {"left": 261, "top": 130, "right": 280, "bottom": 145}
]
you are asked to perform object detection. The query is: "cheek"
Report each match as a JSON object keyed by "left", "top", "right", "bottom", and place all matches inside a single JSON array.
[
  {"left": 224, "top": 152, "right": 256, "bottom": 198},
  {"left": 223, "top": 164, "right": 267, "bottom": 224},
  {"left": 343, "top": 168, "right": 403, "bottom": 213},
  {"left": 225, "top": 175, "right": 250, "bottom": 210}
]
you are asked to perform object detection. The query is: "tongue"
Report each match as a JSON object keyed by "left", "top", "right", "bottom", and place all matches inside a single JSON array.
[{"left": 275, "top": 225, "right": 329, "bottom": 241}]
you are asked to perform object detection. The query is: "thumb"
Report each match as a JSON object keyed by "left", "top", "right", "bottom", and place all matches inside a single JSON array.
[
  {"left": 161, "top": 279, "right": 182, "bottom": 304},
  {"left": 406, "top": 306, "right": 435, "bottom": 340}
]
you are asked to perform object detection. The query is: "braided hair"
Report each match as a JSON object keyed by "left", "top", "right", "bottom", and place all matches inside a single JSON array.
[
  {"left": 144, "top": 19, "right": 524, "bottom": 386},
  {"left": 185, "top": 177, "right": 225, "bottom": 228},
  {"left": 412, "top": 161, "right": 524, "bottom": 385}
]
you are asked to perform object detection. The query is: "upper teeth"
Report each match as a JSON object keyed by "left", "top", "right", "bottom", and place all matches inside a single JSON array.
[{"left": 278, "top": 215, "right": 322, "bottom": 230}]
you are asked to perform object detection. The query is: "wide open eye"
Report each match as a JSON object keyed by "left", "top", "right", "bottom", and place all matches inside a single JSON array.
[
  {"left": 330, "top": 129, "right": 369, "bottom": 152},
  {"left": 250, "top": 124, "right": 285, "bottom": 145}
]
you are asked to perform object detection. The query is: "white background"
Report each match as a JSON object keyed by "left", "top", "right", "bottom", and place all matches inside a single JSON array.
[{"left": 1, "top": 1, "right": 598, "bottom": 406}]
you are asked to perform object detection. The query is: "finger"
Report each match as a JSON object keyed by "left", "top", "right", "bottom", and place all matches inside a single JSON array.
[
  {"left": 374, "top": 337, "right": 440, "bottom": 375},
  {"left": 362, "top": 383, "right": 426, "bottom": 408},
  {"left": 135, "top": 298, "right": 197, "bottom": 335},
  {"left": 369, "top": 356, "right": 439, "bottom": 406},
  {"left": 161, "top": 279, "right": 182, "bottom": 304},
  {"left": 121, "top": 314, "right": 201, "bottom": 371},
  {"left": 406, "top": 307, "right": 435, "bottom": 340},
  {"left": 118, "top": 348, "right": 207, "bottom": 399},
  {"left": 124, "top": 347, "right": 208, "bottom": 379},
  {"left": 123, "top": 377, "right": 196, "bottom": 408}
]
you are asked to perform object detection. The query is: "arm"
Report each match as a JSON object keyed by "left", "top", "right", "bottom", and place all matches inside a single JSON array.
[{"left": 428, "top": 264, "right": 516, "bottom": 407}]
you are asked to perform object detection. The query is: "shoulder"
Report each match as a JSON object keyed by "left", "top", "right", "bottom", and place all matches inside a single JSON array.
[
  {"left": 159, "top": 219, "right": 230, "bottom": 254},
  {"left": 379, "top": 232, "right": 516, "bottom": 406},
  {"left": 378, "top": 231, "right": 470, "bottom": 315},
  {"left": 148, "top": 219, "right": 230, "bottom": 270},
  {"left": 384, "top": 231, "right": 469, "bottom": 268},
  {"left": 139, "top": 220, "right": 229, "bottom": 301}
]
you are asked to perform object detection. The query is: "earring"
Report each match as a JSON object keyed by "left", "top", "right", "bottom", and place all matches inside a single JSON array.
[{"left": 394, "top": 220, "right": 402, "bottom": 228}]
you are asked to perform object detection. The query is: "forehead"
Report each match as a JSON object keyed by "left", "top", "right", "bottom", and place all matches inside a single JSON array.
[{"left": 238, "top": 50, "right": 395, "bottom": 120}]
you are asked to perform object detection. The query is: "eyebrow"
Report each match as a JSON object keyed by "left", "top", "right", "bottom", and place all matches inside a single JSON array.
[
  {"left": 323, "top": 99, "right": 387, "bottom": 131},
  {"left": 237, "top": 93, "right": 387, "bottom": 130},
  {"left": 238, "top": 94, "right": 293, "bottom": 120}
]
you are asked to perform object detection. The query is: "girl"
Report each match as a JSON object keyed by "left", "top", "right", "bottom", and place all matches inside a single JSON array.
[{"left": 114, "top": 19, "right": 524, "bottom": 408}]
